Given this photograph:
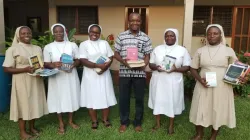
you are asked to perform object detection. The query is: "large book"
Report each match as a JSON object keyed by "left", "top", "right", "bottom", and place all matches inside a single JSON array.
[
  {"left": 127, "top": 60, "right": 145, "bottom": 68},
  {"left": 160, "top": 55, "right": 177, "bottom": 72},
  {"left": 94, "top": 55, "right": 110, "bottom": 73},
  {"left": 28, "top": 68, "right": 59, "bottom": 77},
  {"left": 60, "top": 53, "right": 74, "bottom": 72},
  {"left": 223, "top": 63, "right": 248, "bottom": 85}
]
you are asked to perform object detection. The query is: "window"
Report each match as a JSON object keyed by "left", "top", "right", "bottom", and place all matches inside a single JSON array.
[
  {"left": 57, "top": 6, "right": 98, "bottom": 34},
  {"left": 232, "top": 7, "right": 250, "bottom": 53},
  {"left": 193, "top": 6, "right": 233, "bottom": 36},
  {"left": 125, "top": 7, "right": 148, "bottom": 34}
]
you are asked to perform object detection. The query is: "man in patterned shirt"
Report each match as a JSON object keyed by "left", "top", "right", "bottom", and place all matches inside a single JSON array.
[{"left": 114, "top": 12, "right": 153, "bottom": 133}]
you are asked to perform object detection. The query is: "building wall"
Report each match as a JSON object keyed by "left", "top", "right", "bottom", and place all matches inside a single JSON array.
[{"left": 49, "top": 5, "right": 185, "bottom": 48}]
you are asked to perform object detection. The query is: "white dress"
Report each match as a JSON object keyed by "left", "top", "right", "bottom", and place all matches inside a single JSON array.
[
  {"left": 79, "top": 40, "right": 117, "bottom": 109},
  {"left": 43, "top": 41, "right": 80, "bottom": 113},
  {"left": 148, "top": 45, "right": 191, "bottom": 117}
]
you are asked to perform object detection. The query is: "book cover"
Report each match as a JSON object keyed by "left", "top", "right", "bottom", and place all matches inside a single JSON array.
[
  {"left": 94, "top": 55, "right": 110, "bottom": 73},
  {"left": 60, "top": 53, "right": 74, "bottom": 72},
  {"left": 28, "top": 54, "right": 44, "bottom": 71},
  {"left": 223, "top": 64, "right": 246, "bottom": 85},
  {"left": 206, "top": 72, "right": 217, "bottom": 87},
  {"left": 160, "top": 55, "right": 177, "bottom": 72},
  {"left": 126, "top": 47, "right": 138, "bottom": 61}
]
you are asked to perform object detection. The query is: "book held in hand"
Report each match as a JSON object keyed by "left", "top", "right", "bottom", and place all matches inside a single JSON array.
[
  {"left": 28, "top": 68, "right": 59, "bottom": 77},
  {"left": 126, "top": 47, "right": 138, "bottom": 61},
  {"left": 206, "top": 72, "right": 217, "bottom": 87},
  {"left": 60, "top": 53, "right": 74, "bottom": 72},
  {"left": 223, "top": 61, "right": 249, "bottom": 85},
  {"left": 28, "top": 54, "right": 44, "bottom": 72},
  {"left": 126, "top": 47, "right": 146, "bottom": 68},
  {"left": 94, "top": 55, "right": 110, "bottom": 73},
  {"left": 28, "top": 54, "right": 58, "bottom": 76},
  {"left": 127, "top": 60, "right": 145, "bottom": 68},
  {"left": 160, "top": 55, "right": 177, "bottom": 72}
]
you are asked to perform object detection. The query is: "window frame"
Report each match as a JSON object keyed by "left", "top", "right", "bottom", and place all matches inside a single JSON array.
[
  {"left": 192, "top": 6, "right": 233, "bottom": 37},
  {"left": 56, "top": 5, "right": 99, "bottom": 35},
  {"left": 124, "top": 6, "right": 149, "bottom": 34}
]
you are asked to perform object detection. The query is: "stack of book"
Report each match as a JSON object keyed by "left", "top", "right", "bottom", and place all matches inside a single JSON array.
[
  {"left": 223, "top": 61, "right": 250, "bottom": 85},
  {"left": 126, "top": 47, "right": 145, "bottom": 68},
  {"left": 28, "top": 54, "right": 59, "bottom": 76}
]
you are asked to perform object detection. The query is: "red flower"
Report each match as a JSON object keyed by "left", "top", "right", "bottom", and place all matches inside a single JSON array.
[
  {"left": 244, "top": 52, "right": 250, "bottom": 57},
  {"left": 108, "top": 34, "right": 114, "bottom": 41}
]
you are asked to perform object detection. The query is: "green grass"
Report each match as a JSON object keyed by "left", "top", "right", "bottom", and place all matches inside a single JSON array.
[{"left": 1, "top": 93, "right": 250, "bottom": 140}]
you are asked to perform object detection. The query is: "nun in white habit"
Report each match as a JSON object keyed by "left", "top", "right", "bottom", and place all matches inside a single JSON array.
[
  {"left": 148, "top": 28, "right": 191, "bottom": 134},
  {"left": 43, "top": 23, "right": 81, "bottom": 134},
  {"left": 79, "top": 24, "right": 117, "bottom": 130}
]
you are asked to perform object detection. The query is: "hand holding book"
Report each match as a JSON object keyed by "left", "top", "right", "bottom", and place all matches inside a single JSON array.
[
  {"left": 96, "top": 62, "right": 110, "bottom": 75},
  {"left": 53, "top": 62, "right": 62, "bottom": 68},
  {"left": 200, "top": 77, "right": 209, "bottom": 88},
  {"left": 24, "top": 66, "right": 35, "bottom": 74}
]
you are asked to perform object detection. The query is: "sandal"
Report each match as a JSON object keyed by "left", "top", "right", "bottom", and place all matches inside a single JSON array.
[
  {"left": 57, "top": 127, "right": 65, "bottom": 135},
  {"left": 168, "top": 129, "right": 175, "bottom": 135},
  {"left": 151, "top": 126, "right": 160, "bottom": 132},
  {"left": 30, "top": 129, "right": 41, "bottom": 136},
  {"left": 20, "top": 135, "right": 37, "bottom": 140},
  {"left": 91, "top": 121, "right": 99, "bottom": 130},
  {"left": 69, "top": 122, "right": 80, "bottom": 129},
  {"left": 102, "top": 119, "right": 112, "bottom": 128}
]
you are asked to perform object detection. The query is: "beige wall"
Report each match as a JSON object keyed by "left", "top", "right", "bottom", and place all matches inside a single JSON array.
[
  {"left": 148, "top": 6, "right": 184, "bottom": 47},
  {"left": 49, "top": 5, "right": 185, "bottom": 48},
  {"left": 191, "top": 37, "right": 232, "bottom": 56}
]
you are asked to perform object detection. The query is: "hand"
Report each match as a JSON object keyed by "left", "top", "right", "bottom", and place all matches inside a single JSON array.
[
  {"left": 122, "top": 59, "right": 131, "bottom": 69},
  {"left": 166, "top": 64, "right": 177, "bottom": 73},
  {"left": 96, "top": 63, "right": 108, "bottom": 71},
  {"left": 53, "top": 62, "right": 62, "bottom": 68},
  {"left": 157, "top": 65, "right": 165, "bottom": 72},
  {"left": 238, "top": 75, "right": 249, "bottom": 84},
  {"left": 97, "top": 62, "right": 110, "bottom": 75},
  {"left": 24, "top": 66, "right": 34, "bottom": 73},
  {"left": 200, "top": 78, "right": 209, "bottom": 88},
  {"left": 70, "top": 63, "right": 76, "bottom": 70}
]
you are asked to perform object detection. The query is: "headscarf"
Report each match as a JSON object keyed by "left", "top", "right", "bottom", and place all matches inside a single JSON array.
[
  {"left": 164, "top": 28, "right": 179, "bottom": 46},
  {"left": 88, "top": 24, "right": 102, "bottom": 41},
  {"left": 11, "top": 26, "right": 31, "bottom": 47},
  {"left": 206, "top": 24, "right": 226, "bottom": 46},
  {"left": 50, "top": 23, "right": 69, "bottom": 41}
]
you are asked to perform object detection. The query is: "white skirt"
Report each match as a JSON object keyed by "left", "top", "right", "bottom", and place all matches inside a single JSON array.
[
  {"left": 80, "top": 67, "right": 117, "bottom": 109},
  {"left": 47, "top": 68, "right": 80, "bottom": 113},
  {"left": 148, "top": 71, "right": 185, "bottom": 117}
]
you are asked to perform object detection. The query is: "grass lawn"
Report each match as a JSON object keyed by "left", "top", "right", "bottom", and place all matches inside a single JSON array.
[{"left": 1, "top": 92, "right": 250, "bottom": 140}]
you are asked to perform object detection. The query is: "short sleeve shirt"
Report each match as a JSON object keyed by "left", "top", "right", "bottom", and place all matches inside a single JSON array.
[{"left": 115, "top": 30, "right": 153, "bottom": 78}]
